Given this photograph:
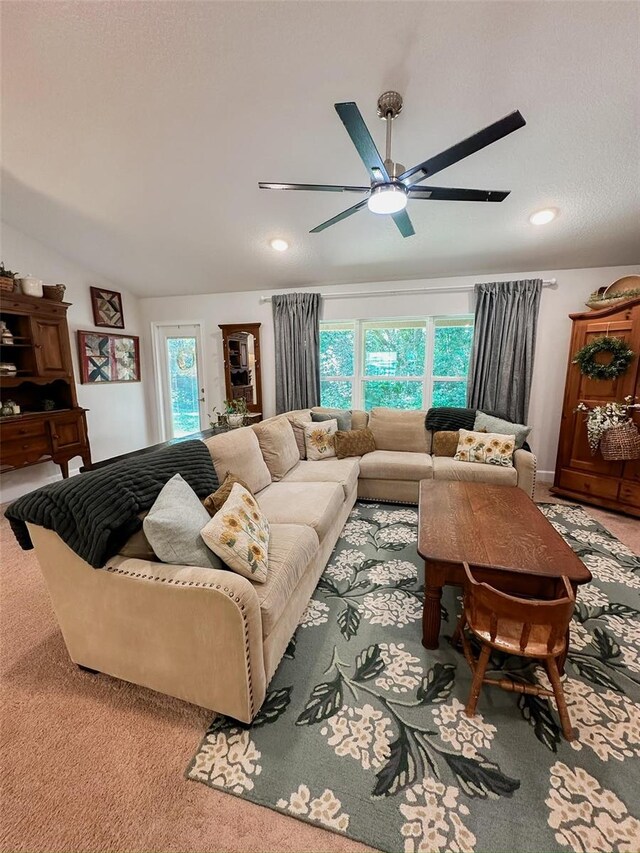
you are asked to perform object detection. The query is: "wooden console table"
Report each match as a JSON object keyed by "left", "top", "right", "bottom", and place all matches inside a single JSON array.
[{"left": 417, "top": 480, "right": 591, "bottom": 656}]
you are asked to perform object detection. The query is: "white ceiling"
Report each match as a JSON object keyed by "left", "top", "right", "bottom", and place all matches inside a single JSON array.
[{"left": 2, "top": 1, "right": 639, "bottom": 297}]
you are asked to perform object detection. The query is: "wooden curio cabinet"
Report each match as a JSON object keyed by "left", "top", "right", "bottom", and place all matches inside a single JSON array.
[
  {"left": 552, "top": 297, "right": 640, "bottom": 517},
  {"left": 0, "top": 292, "right": 92, "bottom": 479}
]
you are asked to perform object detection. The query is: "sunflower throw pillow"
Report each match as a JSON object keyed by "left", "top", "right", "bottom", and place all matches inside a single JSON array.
[
  {"left": 303, "top": 418, "right": 338, "bottom": 460},
  {"left": 200, "top": 482, "right": 269, "bottom": 583},
  {"left": 454, "top": 428, "right": 516, "bottom": 467}
]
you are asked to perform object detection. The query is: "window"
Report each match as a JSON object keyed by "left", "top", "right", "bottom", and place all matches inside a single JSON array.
[{"left": 320, "top": 317, "right": 473, "bottom": 411}]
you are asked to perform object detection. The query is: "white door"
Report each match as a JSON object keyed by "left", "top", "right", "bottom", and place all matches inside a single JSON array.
[{"left": 155, "top": 324, "right": 206, "bottom": 439}]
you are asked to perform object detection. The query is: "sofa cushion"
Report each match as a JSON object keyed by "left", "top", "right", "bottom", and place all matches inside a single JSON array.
[
  {"left": 312, "top": 407, "right": 368, "bottom": 430},
  {"left": 334, "top": 427, "right": 376, "bottom": 459},
  {"left": 204, "top": 427, "right": 271, "bottom": 494},
  {"left": 311, "top": 409, "right": 352, "bottom": 431},
  {"left": 433, "top": 455, "right": 518, "bottom": 486},
  {"left": 284, "top": 410, "right": 311, "bottom": 459},
  {"left": 358, "top": 450, "right": 433, "bottom": 482},
  {"left": 256, "top": 481, "right": 344, "bottom": 540},
  {"left": 143, "top": 474, "right": 224, "bottom": 569},
  {"left": 253, "top": 416, "right": 300, "bottom": 481},
  {"left": 201, "top": 483, "right": 269, "bottom": 583},
  {"left": 256, "top": 523, "right": 320, "bottom": 638},
  {"left": 368, "top": 407, "right": 430, "bottom": 453},
  {"left": 281, "top": 457, "right": 360, "bottom": 498}
]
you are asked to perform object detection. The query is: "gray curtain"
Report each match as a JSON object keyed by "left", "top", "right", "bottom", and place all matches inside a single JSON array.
[
  {"left": 466, "top": 279, "right": 542, "bottom": 423},
  {"left": 272, "top": 292, "right": 321, "bottom": 413}
]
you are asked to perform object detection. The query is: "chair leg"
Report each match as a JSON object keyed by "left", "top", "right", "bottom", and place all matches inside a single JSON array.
[
  {"left": 466, "top": 643, "right": 491, "bottom": 718},
  {"left": 451, "top": 612, "right": 466, "bottom": 648},
  {"left": 546, "top": 656, "right": 575, "bottom": 742}
]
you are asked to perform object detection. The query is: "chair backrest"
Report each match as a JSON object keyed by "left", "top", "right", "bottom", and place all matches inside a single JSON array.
[{"left": 462, "top": 563, "right": 575, "bottom": 654}]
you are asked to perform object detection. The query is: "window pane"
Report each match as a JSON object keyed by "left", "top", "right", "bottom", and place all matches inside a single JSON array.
[
  {"left": 432, "top": 380, "right": 467, "bottom": 408},
  {"left": 166, "top": 337, "right": 200, "bottom": 438},
  {"left": 364, "top": 326, "right": 425, "bottom": 376},
  {"left": 433, "top": 324, "right": 473, "bottom": 377},
  {"left": 320, "top": 329, "right": 354, "bottom": 377},
  {"left": 321, "top": 380, "right": 352, "bottom": 409},
  {"left": 363, "top": 380, "right": 423, "bottom": 411}
]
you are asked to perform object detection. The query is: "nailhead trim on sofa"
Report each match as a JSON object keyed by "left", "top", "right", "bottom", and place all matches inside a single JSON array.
[{"left": 105, "top": 565, "right": 255, "bottom": 717}]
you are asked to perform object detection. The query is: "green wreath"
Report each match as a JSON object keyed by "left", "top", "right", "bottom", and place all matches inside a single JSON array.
[{"left": 573, "top": 335, "right": 634, "bottom": 380}]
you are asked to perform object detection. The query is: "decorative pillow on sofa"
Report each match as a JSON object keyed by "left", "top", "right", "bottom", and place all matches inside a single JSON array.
[
  {"left": 304, "top": 419, "right": 338, "bottom": 460},
  {"left": 368, "top": 407, "right": 429, "bottom": 452},
  {"left": 474, "top": 411, "right": 531, "bottom": 450},
  {"left": 201, "top": 483, "right": 269, "bottom": 583},
  {"left": 204, "top": 473, "right": 254, "bottom": 516},
  {"left": 334, "top": 427, "right": 376, "bottom": 459},
  {"left": 253, "top": 416, "right": 300, "bottom": 481},
  {"left": 118, "top": 511, "right": 158, "bottom": 561},
  {"left": 454, "top": 429, "right": 515, "bottom": 467},
  {"left": 311, "top": 409, "right": 352, "bottom": 431},
  {"left": 143, "top": 474, "right": 224, "bottom": 568},
  {"left": 432, "top": 430, "right": 460, "bottom": 457}
]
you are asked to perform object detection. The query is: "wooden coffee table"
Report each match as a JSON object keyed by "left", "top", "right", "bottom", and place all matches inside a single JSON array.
[{"left": 417, "top": 480, "right": 592, "bottom": 653}]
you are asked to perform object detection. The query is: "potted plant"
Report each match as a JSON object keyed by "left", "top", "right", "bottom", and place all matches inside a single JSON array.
[
  {"left": 576, "top": 396, "right": 640, "bottom": 459},
  {"left": 224, "top": 398, "right": 248, "bottom": 428}
]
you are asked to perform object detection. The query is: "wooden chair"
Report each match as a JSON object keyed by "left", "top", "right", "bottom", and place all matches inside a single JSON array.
[{"left": 454, "top": 562, "right": 576, "bottom": 741}]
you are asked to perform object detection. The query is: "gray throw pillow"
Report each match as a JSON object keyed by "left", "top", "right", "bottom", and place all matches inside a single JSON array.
[
  {"left": 474, "top": 411, "right": 531, "bottom": 450},
  {"left": 312, "top": 410, "right": 352, "bottom": 431},
  {"left": 143, "top": 474, "right": 224, "bottom": 568}
]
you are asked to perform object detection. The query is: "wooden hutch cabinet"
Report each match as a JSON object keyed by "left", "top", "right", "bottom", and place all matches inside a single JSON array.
[
  {"left": 552, "top": 297, "right": 640, "bottom": 517},
  {"left": 1, "top": 292, "right": 91, "bottom": 478}
]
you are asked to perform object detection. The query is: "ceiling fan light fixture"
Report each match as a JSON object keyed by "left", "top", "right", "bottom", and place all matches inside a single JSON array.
[
  {"left": 529, "top": 207, "right": 558, "bottom": 226},
  {"left": 367, "top": 183, "right": 408, "bottom": 215}
]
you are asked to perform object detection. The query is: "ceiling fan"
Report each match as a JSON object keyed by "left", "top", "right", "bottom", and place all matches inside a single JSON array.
[{"left": 259, "top": 92, "right": 526, "bottom": 238}]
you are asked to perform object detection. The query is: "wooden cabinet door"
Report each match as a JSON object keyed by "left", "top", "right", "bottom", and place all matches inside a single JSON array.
[
  {"left": 31, "top": 317, "right": 69, "bottom": 377},
  {"left": 558, "top": 312, "right": 638, "bottom": 479}
]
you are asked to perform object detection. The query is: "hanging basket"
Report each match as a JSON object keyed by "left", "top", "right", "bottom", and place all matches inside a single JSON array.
[{"left": 600, "top": 421, "right": 640, "bottom": 461}]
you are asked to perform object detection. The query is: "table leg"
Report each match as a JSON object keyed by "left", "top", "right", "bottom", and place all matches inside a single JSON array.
[
  {"left": 422, "top": 582, "right": 443, "bottom": 649},
  {"left": 558, "top": 626, "right": 570, "bottom": 675}
]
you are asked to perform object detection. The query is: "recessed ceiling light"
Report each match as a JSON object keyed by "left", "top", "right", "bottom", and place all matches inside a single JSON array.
[
  {"left": 270, "top": 238, "right": 289, "bottom": 252},
  {"left": 529, "top": 208, "right": 558, "bottom": 226}
]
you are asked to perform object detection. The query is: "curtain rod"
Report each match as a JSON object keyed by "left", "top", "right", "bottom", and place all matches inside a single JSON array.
[{"left": 259, "top": 278, "right": 557, "bottom": 303}]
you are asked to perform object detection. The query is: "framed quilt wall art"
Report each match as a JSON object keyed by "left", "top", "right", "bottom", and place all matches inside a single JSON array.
[
  {"left": 77, "top": 330, "right": 141, "bottom": 384},
  {"left": 90, "top": 286, "right": 125, "bottom": 328}
]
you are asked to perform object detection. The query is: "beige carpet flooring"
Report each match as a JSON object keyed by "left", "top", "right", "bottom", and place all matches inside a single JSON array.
[{"left": 1, "top": 487, "right": 638, "bottom": 853}]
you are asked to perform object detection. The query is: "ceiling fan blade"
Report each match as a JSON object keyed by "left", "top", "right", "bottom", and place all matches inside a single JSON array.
[
  {"left": 309, "top": 199, "right": 369, "bottom": 233},
  {"left": 409, "top": 186, "right": 510, "bottom": 202},
  {"left": 259, "top": 182, "right": 370, "bottom": 193},
  {"left": 391, "top": 209, "right": 415, "bottom": 237},
  {"left": 334, "top": 102, "right": 390, "bottom": 183},
  {"left": 399, "top": 110, "right": 526, "bottom": 184}
]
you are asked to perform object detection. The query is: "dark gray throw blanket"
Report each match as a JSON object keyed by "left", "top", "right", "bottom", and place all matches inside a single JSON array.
[
  {"left": 5, "top": 440, "right": 218, "bottom": 568},
  {"left": 425, "top": 407, "right": 531, "bottom": 451}
]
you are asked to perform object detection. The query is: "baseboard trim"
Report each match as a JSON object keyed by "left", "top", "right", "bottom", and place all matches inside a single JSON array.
[{"left": 535, "top": 470, "right": 554, "bottom": 483}]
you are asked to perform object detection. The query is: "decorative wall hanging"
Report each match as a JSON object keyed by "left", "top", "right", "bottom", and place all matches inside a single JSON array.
[
  {"left": 572, "top": 335, "right": 634, "bottom": 380},
  {"left": 77, "top": 330, "right": 140, "bottom": 383},
  {"left": 575, "top": 396, "right": 640, "bottom": 456},
  {"left": 90, "top": 286, "right": 125, "bottom": 328}
]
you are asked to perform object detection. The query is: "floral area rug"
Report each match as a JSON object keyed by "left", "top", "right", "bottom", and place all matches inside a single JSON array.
[{"left": 187, "top": 502, "right": 640, "bottom": 853}]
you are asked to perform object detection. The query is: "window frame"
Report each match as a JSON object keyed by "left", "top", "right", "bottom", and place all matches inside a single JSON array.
[{"left": 319, "top": 315, "right": 473, "bottom": 411}]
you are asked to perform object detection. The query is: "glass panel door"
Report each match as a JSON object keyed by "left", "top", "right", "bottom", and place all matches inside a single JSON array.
[{"left": 156, "top": 324, "right": 206, "bottom": 439}]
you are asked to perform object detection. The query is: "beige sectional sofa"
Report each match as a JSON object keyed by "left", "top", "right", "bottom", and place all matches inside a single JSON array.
[{"left": 27, "top": 407, "right": 536, "bottom": 723}]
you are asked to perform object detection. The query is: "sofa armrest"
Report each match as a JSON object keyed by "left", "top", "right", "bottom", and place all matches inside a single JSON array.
[
  {"left": 513, "top": 449, "right": 537, "bottom": 499},
  {"left": 27, "top": 524, "right": 266, "bottom": 723}
]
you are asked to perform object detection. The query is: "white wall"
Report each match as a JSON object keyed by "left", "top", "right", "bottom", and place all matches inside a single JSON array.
[
  {"left": 139, "top": 264, "right": 640, "bottom": 481},
  {"left": 1, "top": 223, "right": 150, "bottom": 501}
]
